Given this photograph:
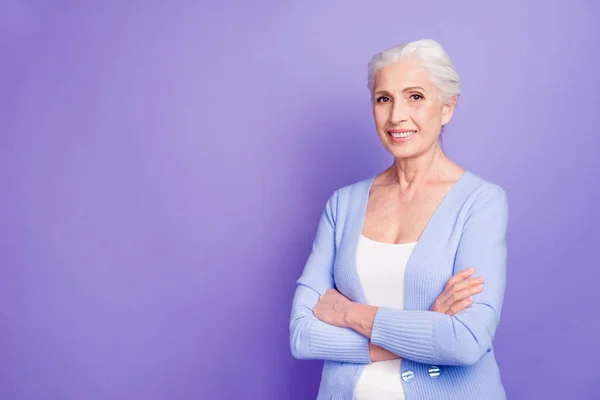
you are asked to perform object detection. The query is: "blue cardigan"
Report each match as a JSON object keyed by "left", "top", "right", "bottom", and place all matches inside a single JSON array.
[{"left": 290, "top": 170, "right": 508, "bottom": 400}]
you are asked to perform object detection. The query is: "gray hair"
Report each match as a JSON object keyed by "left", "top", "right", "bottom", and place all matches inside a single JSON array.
[{"left": 367, "top": 39, "right": 461, "bottom": 103}]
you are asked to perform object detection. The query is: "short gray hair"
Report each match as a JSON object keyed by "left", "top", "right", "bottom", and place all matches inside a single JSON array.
[{"left": 367, "top": 39, "right": 461, "bottom": 103}]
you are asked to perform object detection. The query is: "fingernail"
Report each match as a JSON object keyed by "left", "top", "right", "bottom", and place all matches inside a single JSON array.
[
  {"left": 478, "top": 277, "right": 485, "bottom": 282},
  {"left": 477, "top": 284, "right": 484, "bottom": 290}
]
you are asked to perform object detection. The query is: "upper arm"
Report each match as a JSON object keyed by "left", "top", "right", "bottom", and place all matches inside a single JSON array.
[
  {"left": 295, "top": 189, "right": 339, "bottom": 295},
  {"left": 455, "top": 185, "right": 508, "bottom": 314},
  {"left": 446, "top": 185, "right": 509, "bottom": 359}
]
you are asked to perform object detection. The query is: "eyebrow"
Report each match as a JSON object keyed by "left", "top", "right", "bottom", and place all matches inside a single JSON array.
[{"left": 373, "top": 86, "right": 426, "bottom": 95}]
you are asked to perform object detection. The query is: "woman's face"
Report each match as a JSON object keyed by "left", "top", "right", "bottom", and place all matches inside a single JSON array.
[{"left": 372, "top": 59, "right": 455, "bottom": 159}]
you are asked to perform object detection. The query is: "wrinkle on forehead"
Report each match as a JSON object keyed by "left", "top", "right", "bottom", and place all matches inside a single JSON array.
[{"left": 373, "top": 59, "right": 437, "bottom": 95}]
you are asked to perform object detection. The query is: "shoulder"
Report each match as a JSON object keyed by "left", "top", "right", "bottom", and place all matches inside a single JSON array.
[
  {"left": 332, "top": 175, "right": 375, "bottom": 204},
  {"left": 462, "top": 171, "right": 508, "bottom": 218},
  {"left": 323, "top": 175, "right": 374, "bottom": 220},
  {"left": 465, "top": 171, "right": 507, "bottom": 201},
  {"left": 334, "top": 176, "right": 374, "bottom": 200}
]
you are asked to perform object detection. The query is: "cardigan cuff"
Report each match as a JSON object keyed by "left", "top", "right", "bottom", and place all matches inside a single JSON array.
[
  {"left": 308, "top": 322, "right": 372, "bottom": 363},
  {"left": 370, "top": 307, "right": 437, "bottom": 361}
]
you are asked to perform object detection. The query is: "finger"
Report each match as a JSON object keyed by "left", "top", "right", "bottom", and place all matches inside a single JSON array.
[
  {"left": 435, "top": 271, "right": 478, "bottom": 312},
  {"left": 440, "top": 273, "right": 477, "bottom": 307},
  {"left": 441, "top": 283, "right": 484, "bottom": 311},
  {"left": 430, "top": 298, "right": 446, "bottom": 313},
  {"left": 449, "top": 284, "right": 484, "bottom": 304},
  {"left": 436, "top": 268, "right": 484, "bottom": 312},
  {"left": 448, "top": 297, "right": 473, "bottom": 315},
  {"left": 431, "top": 289, "right": 449, "bottom": 312},
  {"left": 444, "top": 268, "right": 474, "bottom": 290},
  {"left": 450, "top": 276, "right": 485, "bottom": 293}
]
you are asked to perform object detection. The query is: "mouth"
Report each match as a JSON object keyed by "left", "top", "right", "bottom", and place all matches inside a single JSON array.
[{"left": 388, "top": 130, "right": 416, "bottom": 142}]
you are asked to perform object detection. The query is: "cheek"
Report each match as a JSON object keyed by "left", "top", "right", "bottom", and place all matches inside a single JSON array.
[
  {"left": 415, "top": 104, "right": 442, "bottom": 127},
  {"left": 373, "top": 108, "right": 387, "bottom": 128}
]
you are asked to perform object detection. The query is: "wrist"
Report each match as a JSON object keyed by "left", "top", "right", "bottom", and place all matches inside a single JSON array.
[
  {"left": 342, "top": 302, "right": 359, "bottom": 328},
  {"left": 344, "top": 303, "right": 377, "bottom": 338}
]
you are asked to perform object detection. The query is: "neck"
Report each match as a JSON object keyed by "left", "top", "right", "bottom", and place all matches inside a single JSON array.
[{"left": 389, "top": 144, "right": 450, "bottom": 190}]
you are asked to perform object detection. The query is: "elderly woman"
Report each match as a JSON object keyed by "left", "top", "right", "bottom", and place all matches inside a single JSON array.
[{"left": 289, "top": 39, "right": 508, "bottom": 400}]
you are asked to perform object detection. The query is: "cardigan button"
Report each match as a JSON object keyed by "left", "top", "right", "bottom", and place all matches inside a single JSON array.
[
  {"left": 401, "top": 370, "right": 415, "bottom": 383},
  {"left": 428, "top": 366, "right": 441, "bottom": 378}
]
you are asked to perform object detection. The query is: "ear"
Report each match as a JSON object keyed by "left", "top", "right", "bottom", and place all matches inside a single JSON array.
[{"left": 441, "top": 96, "right": 457, "bottom": 126}]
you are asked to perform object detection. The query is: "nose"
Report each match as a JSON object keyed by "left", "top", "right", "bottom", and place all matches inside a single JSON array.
[{"left": 389, "top": 100, "right": 409, "bottom": 125}]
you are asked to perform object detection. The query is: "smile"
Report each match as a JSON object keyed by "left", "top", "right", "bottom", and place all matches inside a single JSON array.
[{"left": 388, "top": 130, "right": 416, "bottom": 141}]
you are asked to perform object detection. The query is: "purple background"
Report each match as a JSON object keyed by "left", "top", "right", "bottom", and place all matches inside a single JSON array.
[{"left": 2, "top": 1, "right": 599, "bottom": 399}]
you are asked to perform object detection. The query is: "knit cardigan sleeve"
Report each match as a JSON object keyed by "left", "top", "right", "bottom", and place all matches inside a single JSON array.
[
  {"left": 289, "top": 190, "right": 372, "bottom": 364},
  {"left": 370, "top": 185, "right": 509, "bottom": 366}
]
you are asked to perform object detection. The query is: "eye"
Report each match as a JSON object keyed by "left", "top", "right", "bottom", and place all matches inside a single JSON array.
[
  {"left": 409, "top": 93, "right": 424, "bottom": 101},
  {"left": 376, "top": 96, "right": 391, "bottom": 103}
]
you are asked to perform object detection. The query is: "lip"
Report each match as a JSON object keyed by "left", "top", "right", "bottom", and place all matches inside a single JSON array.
[
  {"left": 388, "top": 129, "right": 417, "bottom": 133},
  {"left": 387, "top": 129, "right": 416, "bottom": 143}
]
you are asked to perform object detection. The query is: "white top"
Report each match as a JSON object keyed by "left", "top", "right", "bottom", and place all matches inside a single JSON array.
[{"left": 353, "top": 234, "right": 418, "bottom": 400}]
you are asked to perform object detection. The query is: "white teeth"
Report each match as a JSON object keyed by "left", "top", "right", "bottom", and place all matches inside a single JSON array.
[{"left": 390, "top": 131, "right": 416, "bottom": 138}]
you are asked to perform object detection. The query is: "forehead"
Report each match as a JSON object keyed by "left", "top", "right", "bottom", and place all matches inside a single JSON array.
[{"left": 373, "top": 59, "right": 435, "bottom": 92}]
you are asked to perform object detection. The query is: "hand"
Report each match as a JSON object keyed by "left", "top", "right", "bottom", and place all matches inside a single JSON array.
[
  {"left": 313, "top": 288, "right": 353, "bottom": 328},
  {"left": 431, "top": 268, "right": 484, "bottom": 315}
]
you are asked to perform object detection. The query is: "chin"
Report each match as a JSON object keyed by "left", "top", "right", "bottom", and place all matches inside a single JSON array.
[{"left": 390, "top": 149, "right": 418, "bottom": 160}]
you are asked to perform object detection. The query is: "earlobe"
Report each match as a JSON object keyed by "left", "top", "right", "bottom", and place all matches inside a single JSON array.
[{"left": 441, "top": 105, "right": 452, "bottom": 125}]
